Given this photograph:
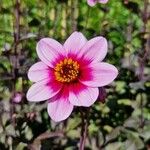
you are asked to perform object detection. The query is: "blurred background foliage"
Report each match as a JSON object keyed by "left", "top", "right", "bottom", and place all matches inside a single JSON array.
[{"left": 0, "top": 0, "right": 150, "bottom": 149}]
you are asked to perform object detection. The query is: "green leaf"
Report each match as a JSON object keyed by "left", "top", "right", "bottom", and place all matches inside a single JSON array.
[
  {"left": 105, "top": 142, "right": 123, "bottom": 150},
  {"left": 16, "top": 142, "right": 27, "bottom": 150}
]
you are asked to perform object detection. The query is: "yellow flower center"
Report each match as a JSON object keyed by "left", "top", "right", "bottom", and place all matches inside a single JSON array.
[{"left": 54, "top": 58, "right": 80, "bottom": 83}]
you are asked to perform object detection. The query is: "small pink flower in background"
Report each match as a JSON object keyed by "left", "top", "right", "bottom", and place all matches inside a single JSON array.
[
  {"left": 13, "top": 92, "right": 22, "bottom": 103},
  {"left": 87, "top": 0, "right": 108, "bottom": 6},
  {"left": 26, "top": 31, "right": 118, "bottom": 122}
]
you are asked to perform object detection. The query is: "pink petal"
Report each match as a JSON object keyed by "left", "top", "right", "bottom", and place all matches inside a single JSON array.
[
  {"left": 36, "top": 38, "right": 65, "bottom": 68},
  {"left": 87, "top": 0, "right": 108, "bottom": 6},
  {"left": 64, "top": 32, "right": 87, "bottom": 56},
  {"left": 99, "top": 0, "right": 108, "bottom": 4},
  {"left": 28, "top": 61, "right": 52, "bottom": 82},
  {"left": 87, "top": 0, "right": 97, "bottom": 6},
  {"left": 69, "top": 83, "right": 99, "bottom": 107},
  {"left": 78, "top": 37, "right": 107, "bottom": 63},
  {"left": 79, "top": 62, "right": 118, "bottom": 87},
  {"left": 27, "top": 79, "right": 62, "bottom": 102},
  {"left": 47, "top": 87, "right": 73, "bottom": 122}
]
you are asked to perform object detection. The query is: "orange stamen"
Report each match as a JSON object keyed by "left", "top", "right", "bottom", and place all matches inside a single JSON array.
[{"left": 54, "top": 58, "right": 80, "bottom": 83}]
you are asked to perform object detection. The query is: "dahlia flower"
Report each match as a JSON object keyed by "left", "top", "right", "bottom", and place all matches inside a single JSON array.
[
  {"left": 87, "top": 0, "right": 108, "bottom": 6},
  {"left": 27, "top": 32, "right": 118, "bottom": 122}
]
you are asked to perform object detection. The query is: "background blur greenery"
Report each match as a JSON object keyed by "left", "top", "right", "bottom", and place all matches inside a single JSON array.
[{"left": 0, "top": 0, "right": 150, "bottom": 149}]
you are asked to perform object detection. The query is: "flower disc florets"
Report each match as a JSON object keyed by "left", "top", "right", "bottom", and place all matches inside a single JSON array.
[{"left": 54, "top": 58, "right": 80, "bottom": 83}]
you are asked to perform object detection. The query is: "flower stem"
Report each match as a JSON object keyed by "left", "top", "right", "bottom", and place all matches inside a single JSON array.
[{"left": 79, "top": 109, "right": 89, "bottom": 150}]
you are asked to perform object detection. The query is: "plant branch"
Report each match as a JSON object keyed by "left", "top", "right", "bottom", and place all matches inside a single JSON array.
[
  {"left": 79, "top": 108, "right": 89, "bottom": 150},
  {"left": 138, "top": 0, "right": 150, "bottom": 128}
]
